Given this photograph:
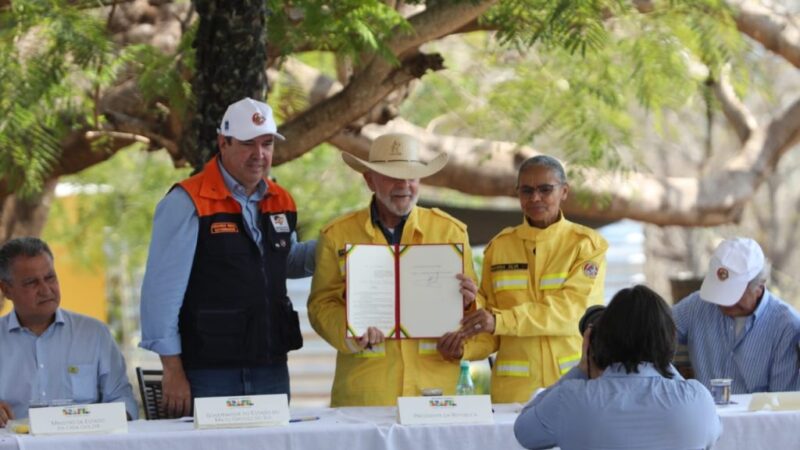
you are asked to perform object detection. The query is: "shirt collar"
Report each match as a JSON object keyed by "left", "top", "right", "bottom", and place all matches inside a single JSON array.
[
  {"left": 369, "top": 197, "right": 411, "bottom": 245},
  {"left": 600, "top": 362, "right": 669, "bottom": 379},
  {"left": 751, "top": 288, "right": 772, "bottom": 320},
  {"left": 7, "top": 308, "right": 64, "bottom": 332},
  {"left": 217, "top": 158, "right": 268, "bottom": 199}
]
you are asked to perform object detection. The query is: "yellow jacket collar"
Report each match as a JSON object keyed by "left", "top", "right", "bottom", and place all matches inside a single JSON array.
[
  {"left": 515, "top": 210, "right": 566, "bottom": 241},
  {"left": 360, "top": 203, "right": 423, "bottom": 243}
]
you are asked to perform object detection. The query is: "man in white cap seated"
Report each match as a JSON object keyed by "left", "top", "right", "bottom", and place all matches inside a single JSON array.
[
  {"left": 140, "top": 98, "right": 316, "bottom": 417},
  {"left": 673, "top": 237, "right": 800, "bottom": 394},
  {"left": 307, "top": 133, "right": 494, "bottom": 406}
]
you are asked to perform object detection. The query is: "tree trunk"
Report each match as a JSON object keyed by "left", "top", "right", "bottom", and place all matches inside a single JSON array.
[
  {"left": 0, "top": 178, "right": 59, "bottom": 310},
  {"left": 0, "top": 178, "right": 58, "bottom": 242},
  {"left": 182, "top": 0, "right": 268, "bottom": 170}
]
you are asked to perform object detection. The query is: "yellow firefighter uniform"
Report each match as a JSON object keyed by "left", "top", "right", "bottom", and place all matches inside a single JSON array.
[
  {"left": 481, "top": 213, "right": 607, "bottom": 403},
  {"left": 308, "top": 205, "right": 495, "bottom": 406}
]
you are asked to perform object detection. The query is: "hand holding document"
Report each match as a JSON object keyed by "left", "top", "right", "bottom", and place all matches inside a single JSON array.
[{"left": 346, "top": 243, "right": 464, "bottom": 339}]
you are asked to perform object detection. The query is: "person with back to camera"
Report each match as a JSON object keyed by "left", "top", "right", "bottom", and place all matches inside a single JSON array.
[{"left": 514, "top": 285, "right": 721, "bottom": 450}]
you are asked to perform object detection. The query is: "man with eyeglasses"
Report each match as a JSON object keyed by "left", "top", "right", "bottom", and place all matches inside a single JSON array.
[
  {"left": 457, "top": 155, "right": 608, "bottom": 403},
  {"left": 139, "top": 98, "right": 316, "bottom": 417}
]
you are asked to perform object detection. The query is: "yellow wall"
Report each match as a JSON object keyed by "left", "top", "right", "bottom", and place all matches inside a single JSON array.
[
  {"left": 0, "top": 243, "right": 107, "bottom": 322},
  {"left": 50, "top": 243, "right": 108, "bottom": 322}
]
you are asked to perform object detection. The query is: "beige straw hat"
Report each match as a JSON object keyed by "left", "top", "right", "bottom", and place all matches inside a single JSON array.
[{"left": 341, "top": 133, "right": 448, "bottom": 179}]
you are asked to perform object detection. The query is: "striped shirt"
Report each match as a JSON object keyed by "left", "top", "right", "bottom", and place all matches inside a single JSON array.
[{"left": 673, "top": 289, "right": 800, "bottom": 394}]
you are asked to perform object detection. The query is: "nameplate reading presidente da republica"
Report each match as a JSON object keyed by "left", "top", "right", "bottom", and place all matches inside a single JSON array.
[{"left": 397, "top": 395, "right": 493, "bottom": 425}]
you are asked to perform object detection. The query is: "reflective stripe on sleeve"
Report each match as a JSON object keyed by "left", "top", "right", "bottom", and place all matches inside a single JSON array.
[
  {"left": 496, "top": 360, "right": 530, "bottom": 377},
  {"left": 557, "top": 352, "right": 581, "bottom": 375},
  {"left": 493, "top": 275, "right": 528, "bottom": 292},
  {"left": 355, "top": 343, "right": 386, "bottom": 358},
  {"left": 418, "top": 340, "right": 438, "bottom": 355},
  {"left": 539, "top": 272, "right": 567, "bottom": 290}
]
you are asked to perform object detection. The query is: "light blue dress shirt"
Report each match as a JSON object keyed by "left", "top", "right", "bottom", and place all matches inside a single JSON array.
[
  {"left": 514, "top": 364, "right": 721, "bottom": 450},
  {"left": 673, "top": 289, "right": 800, "bottom": 394},
  {"left": 0, "top": 309, "right": 138, "bottom": 419},
  {"left": 139, "top": 160, "right": 316, "bottom": 356}
]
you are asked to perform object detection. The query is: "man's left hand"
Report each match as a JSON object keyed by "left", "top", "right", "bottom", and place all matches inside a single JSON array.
[
  {"left": 437, "top": 331, "right": 465, "bottom": 361},
  {"left": 460, "top": 309, "right": 495, "bottom": 337}
]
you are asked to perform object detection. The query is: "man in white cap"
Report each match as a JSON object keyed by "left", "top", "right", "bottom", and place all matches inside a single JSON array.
[
  {"left": 307, "top": 133, "right": 494, "bottom": 406},
  {"left": 673, "top": 237, "right": 800, "bottom": 394},
  {"left": 140, "top": 98, "right": 316, "bottom": 417}
]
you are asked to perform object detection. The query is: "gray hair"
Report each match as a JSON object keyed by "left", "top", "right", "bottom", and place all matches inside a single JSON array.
[
  {"left": 517, "top": 155, "right": 568, "bottom": 186},
  {"left": 746, "top": 260, "right": 771, "bottom": 291},
  {"left": 0, "top": 237, "right": 54, "bottom": 283}
]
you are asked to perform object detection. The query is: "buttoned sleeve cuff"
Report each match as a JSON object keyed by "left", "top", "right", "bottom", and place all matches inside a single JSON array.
[
  {"left": 138, "top": 336, "right": 182, "bottom": 356},
  {"left": 493, "top": 311, "right": 515, "bottom": 335}
]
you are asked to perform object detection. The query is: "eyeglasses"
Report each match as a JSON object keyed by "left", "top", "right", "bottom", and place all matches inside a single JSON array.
[{"left": 517, "top": 183, "right": 561, "bottom": 198}]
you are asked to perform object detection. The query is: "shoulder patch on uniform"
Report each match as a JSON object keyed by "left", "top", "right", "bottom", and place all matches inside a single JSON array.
[{"left": 582, "top": 261, "right": 599, "bottom": 278}]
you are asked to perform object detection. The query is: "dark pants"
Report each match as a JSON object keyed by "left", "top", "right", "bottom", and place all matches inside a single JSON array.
[{"left": 185, "top": 363, "right": 290, "bottom": 401}]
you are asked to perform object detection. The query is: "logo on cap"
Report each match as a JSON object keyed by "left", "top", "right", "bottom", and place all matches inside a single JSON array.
[
  {"left": 716, "top": 267, "right": 729, "bottom": 281},
  {"left": 390, "top": 140, "right": 402, "bottom": 156},
  {"left": 252, "top": 112, "right": 266, "bottom": 125}
]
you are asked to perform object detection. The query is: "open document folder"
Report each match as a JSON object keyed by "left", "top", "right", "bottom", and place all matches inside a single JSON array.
[{"left": 345, "top": 243, "right": 465, "bottom": 339}]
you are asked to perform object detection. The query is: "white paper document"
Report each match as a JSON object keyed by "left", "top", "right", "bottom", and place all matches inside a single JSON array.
[{"left": 346, "top": 243, "right": 464, "bottom": 338}]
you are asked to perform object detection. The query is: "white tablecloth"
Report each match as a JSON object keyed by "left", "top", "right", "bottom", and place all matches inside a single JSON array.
[{"left": 1, "top": 396, "right": 798, "bottom": 450}]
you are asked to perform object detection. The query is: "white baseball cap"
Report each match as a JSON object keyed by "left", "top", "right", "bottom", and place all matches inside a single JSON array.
[
  {"left": 218, "top": 97, "right": 285, "bottom": 141},
  {"left": 699, "top": 238, "right": 765, "bottom": 306}
]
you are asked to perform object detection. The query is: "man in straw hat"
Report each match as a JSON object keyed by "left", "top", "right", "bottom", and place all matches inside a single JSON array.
[
  {"left": 140, "top": 98, "right": 316, "bottom": 417},
  {"left": 673, "top": 237, "right": 800, "bottom": 394},
  {"left": 308, "top": 133, "right": 494, "bottom": 406}
]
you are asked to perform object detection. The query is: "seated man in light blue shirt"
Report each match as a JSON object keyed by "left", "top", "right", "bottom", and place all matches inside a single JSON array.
[
  {"left": 0, "top": 237, "right": 138, "bottom": 426},
  {"left": 514, "top": 285, "right": 720, "bottom": 450},
  {"left": 673, "top": 237, "right": 800, "bottom": 394}
]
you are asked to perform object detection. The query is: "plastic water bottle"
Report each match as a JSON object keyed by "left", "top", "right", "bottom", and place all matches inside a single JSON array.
[{"left": 456, "top": 360, "right": 475, "bottom": 395}]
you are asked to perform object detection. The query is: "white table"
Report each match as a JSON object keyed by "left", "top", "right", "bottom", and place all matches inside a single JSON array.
[
  {"left": 0, "top": 397, "right": 798, "bottom": 450},
  {"left": 713, "top": 394, "right": 800, "bottom": 450}
]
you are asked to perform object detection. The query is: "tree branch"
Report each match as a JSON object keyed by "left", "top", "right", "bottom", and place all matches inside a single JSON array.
[
  {"left": 390, "top": 0, "right": 498, "bottom": 57},
  {"left": 728, "top": 0, "right": 800, "bottom": 69},
  {"left": 711, "top": 64, "right": 757, "bottom": 143}
]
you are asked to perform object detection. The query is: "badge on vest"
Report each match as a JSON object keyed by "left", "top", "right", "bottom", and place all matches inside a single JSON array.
[
  {"left": 211, "top": 222, "right": 239, "bottom": 234},
  {"left": 270, "top": 213, "right": 291, "bottom": 233}
]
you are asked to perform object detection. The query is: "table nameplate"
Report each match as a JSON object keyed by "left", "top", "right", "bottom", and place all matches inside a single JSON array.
[
  {"left": 28, "top": 402, "right": 127, "bottom": 436},
  {"left": 194, "top": 394, "right": 289, "bottom": 429},
  {"left": 397, "top": 395, "right": 493, "bottom": 425}
]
